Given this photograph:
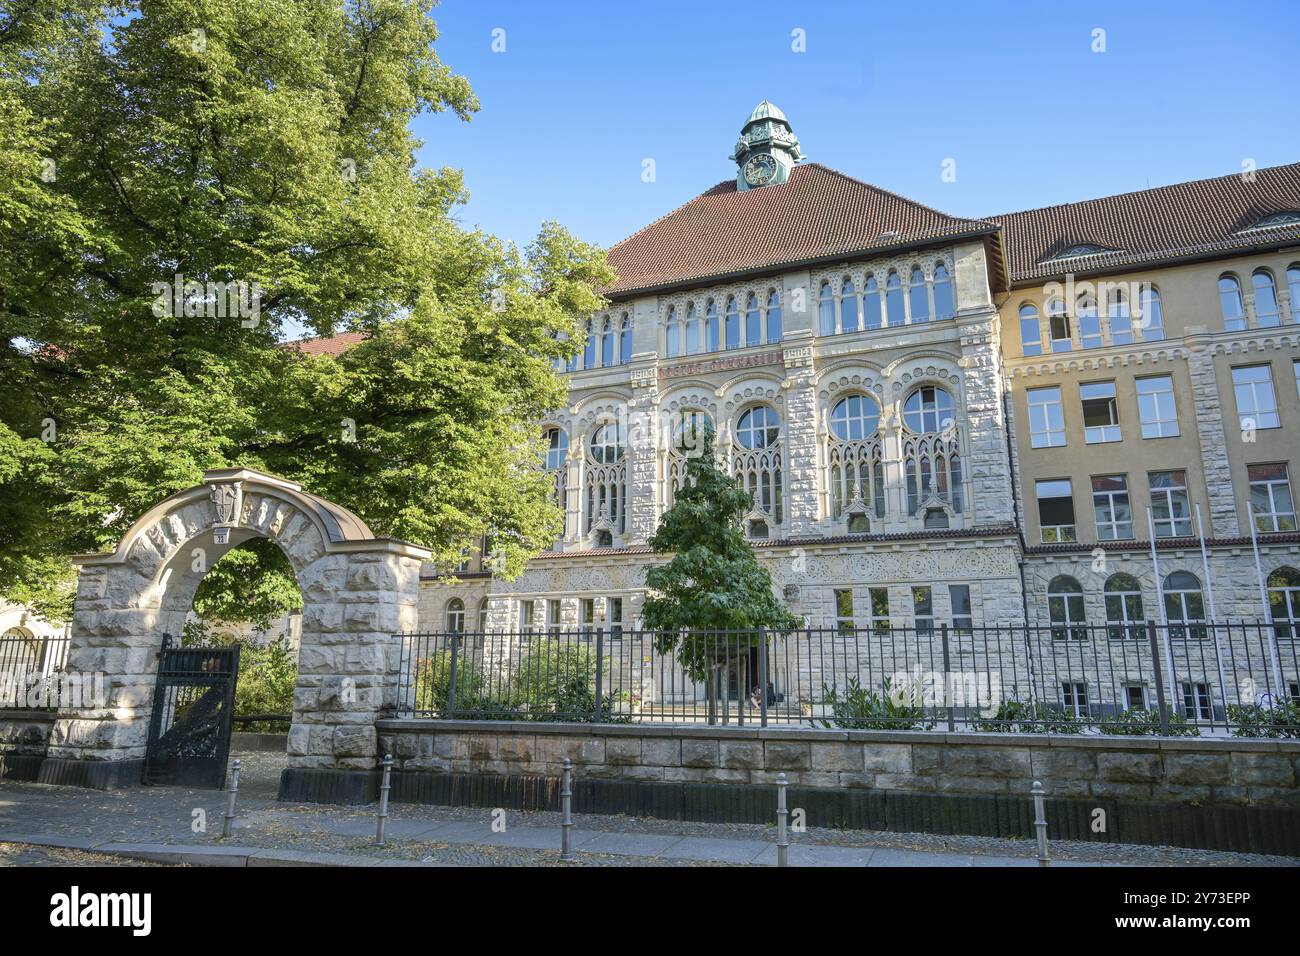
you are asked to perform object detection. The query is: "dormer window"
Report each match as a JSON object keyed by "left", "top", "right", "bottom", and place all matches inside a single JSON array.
[
  {"left": 1046, "top": 243, "right": 1120, "bottom": 261},
  {"left": 1241, "top": 211, "right": 1300, "bottom": 232}
]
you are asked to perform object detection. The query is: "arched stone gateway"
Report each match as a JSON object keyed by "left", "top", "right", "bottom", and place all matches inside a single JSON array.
[{"left": 43, "top": 468, "right": 429, "bottom": 790}]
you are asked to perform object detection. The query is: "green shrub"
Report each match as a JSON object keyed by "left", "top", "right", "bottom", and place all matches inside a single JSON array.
[
  {"left": 973, "top": 698, "right": 1084, "bottom": 734},
  {"left": 507, "top": 640, "right": 627, "bottom": 722},
  {"left": 818, "top": 676, "right": 933, "bottom": 730},
  {"left": 413, "top": 650, "right": 485, "bottom": 717},
  {"left": 1099, "top": 707, "right": 1199, "bottom": 737},
  {"left": 1229, "top": 699, "right": 1300, "bottom": 738}
]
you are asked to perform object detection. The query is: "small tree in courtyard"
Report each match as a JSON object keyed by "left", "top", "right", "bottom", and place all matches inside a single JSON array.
[{"left": 641, "top": 423, "right": 799, "bottom": 685}]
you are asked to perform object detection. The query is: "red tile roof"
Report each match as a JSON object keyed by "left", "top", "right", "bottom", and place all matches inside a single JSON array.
[
  {"left": 283, "top": 331, "right": 367, "bottom": 356},
  {"left": 604, "top": 163, "right": 999, "bottom": 298},
  {"left": 989, "top": 162, "right": 1300, "bottom": 285}
]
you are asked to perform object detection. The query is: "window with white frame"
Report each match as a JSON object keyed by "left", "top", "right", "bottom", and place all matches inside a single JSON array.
[
  {"left": 1136, "top": 285, "right": 1165, "bottom": 341},
  {"left": 1048, "top": 576, "right": 1087, "bottom": 640},
  {"left": 1290, "top": 265, "right": 1300, "bottom": 323},
  {"left": 1232, "top": 364, "right": 1280, "bottom": 430},
  {"left": 766, "top": 289, "right": 782, "bottom": 343},
  {"left": 1219, "top": 275, "right": 1246, "bottom": 331},
  {"left": 1136, "top": 375, "right": 1178, "bottom": 438},
  {"left": 908, "top": 265, "right": 930, "bottom": 323},
  {"left": 869, "top": 588, "right": 891, "bottom": 633},
  {"left": 1048, "top": 298, "right": 1071, "bottom": 352},
  {"left": 885, "top": 270, "right": 905, "bottom": 326},
  {"left": 1092, "top": 475, "right": 1133, "bottom": 540},
  {"left": 1108, "top": 286, "right": 1133, "bottom": 345},
  {"left": 1123, "top": 683, "right": 1149, "bottom": 710},
  {"left": 1181, "top": 681, "right": 1213, "bottom": 720},
  {"left": 862, "top": 276, "right": 882, "bottom": 329},
  {"left": 933, "top": 263, "right": 955, "bottom": 320},
  {"left": 744, "top": 293, "right": 762, "bottom": 345},
  {"left": 1253, "top": 270, "right": 1282, "bottom": 328},
  {"left": 1077, "top": 292, "right": 1102, "bottom": 349},
  {"left": 1061, "top": 681, "right": 1089, "bottom": 716},
  {"left": 445, "top": 598, "right": 465, "bottom": 634},
  {"left": 608, "top": 596, "right": 624, "bottom": 639},
  {"left": 838, "top": 277, "right": 858, "bottom": 333},
  {"left": 546, "top": 599, "right": 562, "bottom": 635},
  {"left": 477, "top": 598, "right": 489, "bottom": 632},
  {"left": 732, "top": 405, "right": 784, "bottom": 538},
  {"left": 912, "top": 586, "right": 934, "bottom": 635},
  {"left": 834, "top": 589, "right": 855, "bottom": 633},
  {"left": 949, "top": 584, "right": 972, "bottom": 633},
  {"left": 1104, "top": 573, "right": 1145, "bottom": 640},
  {"left": 1149, "top": 470, "right": 1192, "bottom": 537},
  {"left": 1163, "top": 571, "right": 1206, "bottom": 639},
  {"left": 543, "top": 427, "right": 568, "bottom": 510},
  {"left": 666, "top": 409, "right": 713, "bottom": 509},
  {"left": 1248, "top": 463, "right": 1297, "bottom": 532},
  {"left": 725, "top": 295, "right": 740, "bottom": 349},
  {"left": 1027, "top": 386, "right": 1066, "bottom": 448},
  {"left": 520, "top": 599, "right": 537, "bottom": 635},
  {"left": 1080, "top": 381, "right": 1121, "bottom": 443},
  {"left": 1267, "top": 567, "right": 1300, "bottom": 640},
  {"left": 827, "top": 394, "right": 884, "bottom": 524},
  {"left": 1036, "top": 479, "right": 1076, "bottom": 543},
  {"left": 1019, "top": 302, "right": 1043, "bottom": 356}
]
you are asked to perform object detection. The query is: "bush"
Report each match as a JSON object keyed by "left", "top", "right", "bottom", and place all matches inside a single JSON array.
[
  {"left": 413, "top": 650, "right": 486, "bottom": 717},
  {"left": 1229, "top": 699, "right": 1300, "bottom": 738},
  {"left": 233, "top": 637, "right": 297, "bottom": 731},
  {"left": 508, "top": 640, "right": 628, "bottom": 722},
  {"left": 973, "top": 698, "right": 1084, "bottom": 734},
  {"left": 1099, "top": 707, "right": 1199, "bottom": 737},
  {"left": 818, "top": 676, "right": 934, "bottom": 731}
]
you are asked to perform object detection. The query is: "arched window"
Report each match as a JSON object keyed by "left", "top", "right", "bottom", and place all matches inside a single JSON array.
[
  {"left": 477, "top": 598, "right": 489, "bottom": 633},
  {"left": 1218, "top": 275, "right": 1245, "bottom": 331},
  {"left": 902, "top": 386, "right": 961, "bottom": 518},
  {"left": 583, "top": 317, "right": 597, "bottom": 368},
  {"left": 765, "top": 289, "right": 782, "bottom": 344},
  {"left": 902, "top": 385, "right": 955, "bottom": 434},
  {"left": 619, "top": 312, "right": 632, "bottom": 363},
  {"left": 885, "top": 271, "right": 905, "bottom": 326},
  {"left": 666, "top": 306, "right": 680, "bottom": 357},
  {"left": 818, "top": 282, "right": 835, "bottom": 335},
  {"left": 932, "top": 262, "right": 954, "bottom": 320},
  {"left": 1253, "top": 269, "right": 1281, "bottom": 327},
  {"left": 839, "top": 277, "right": 859, "bottom": 333},
  {"left": 725, "top": 296, "right": 740, "bottom": 349},
  {"left": 1137, "top": 285, "right": 1165, "bottom": 341},
  {"left": 732, "top": 405, "right": 784, "bottom": 537},
  {"left": 445, "top": 598, "right": 465, "bottom": 634},
  {"left": 666, "top": 410, "right": 713, "bottom": 508},
  {"left": 1077, "top": 292, "right": 1101, "bottom": 349},
  {"left": 543, "top": 427, "right": 568, "bottom": 539},
  {"left": 908, "top": 266, "right": 930, "bottom": 323},
  {"left": 685, "top": 302, "right": 700, "bottom": 354},
  {"left": 1104, "top": 573, "right": 1144, "bottom": 639},
  {"left": 744, "top": 293, "right": 761, "bottom": 347},
  {"left": 585, "top": 421, "right": 627, "bottom": 537},
  {"left": 827, "top": 395, "right": 884, "bottom": 523},
  {"left": 1019, "top": 303, "right": 1043, "bottom": 356},
  {"left": 600, "top": 315, "right": 615, "bottom": 366},
  {"left": 1048, "top": 576, "right": 1087, "bottom": 641},
  {"left": 1107, "top": 287, "right": 1131, "bottom": 346},
  {"left": 862, "top": 275, "right": 882, "bottom": 330},
  {"left": 1268, "top": 567, "right": 1300, "bottom": 639},
  {"left": 706, "top": 299, "right": 720, "bottom": 352},
  {"left": 1288, "top": 266, "right": 1300, "bottom": 323},
  {"left": 1163, "top": 571, "right": 1206, "bottom": 639}
]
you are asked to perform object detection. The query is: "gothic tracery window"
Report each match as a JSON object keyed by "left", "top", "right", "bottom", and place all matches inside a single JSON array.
[
  {"left": 827, "top": 394, "right": 884, "bottom": 527},
  {"left": 901, "top": 385, "right": 963, "bottom": 519},
  {"left": 732, "top": 405, "right": 784, "bottom": 537},
  {"left": 585, "top": 421, "right": 627, "bottom": 538},
  {"left": 666, "top": 410, "right": 713, "bottom": 508}
]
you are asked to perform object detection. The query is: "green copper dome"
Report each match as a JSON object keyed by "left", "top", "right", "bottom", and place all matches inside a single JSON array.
[
  {"left": 731, "top": 101, "right": 802, "bottom": 190},
  {"left": 746, "top": 100, "right": 788, "bottom": 125}
]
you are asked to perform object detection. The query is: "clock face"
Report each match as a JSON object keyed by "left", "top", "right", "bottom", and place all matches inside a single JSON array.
[{"left": 744, "top": 153, "right": 777, "bottom": 186}]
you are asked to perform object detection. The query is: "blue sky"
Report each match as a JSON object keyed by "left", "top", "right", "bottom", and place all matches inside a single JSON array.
[{"left": 415, "top": 0, "right": 1299, "bottom": 249}]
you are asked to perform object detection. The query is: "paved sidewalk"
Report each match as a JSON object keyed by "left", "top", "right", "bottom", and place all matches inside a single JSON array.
[{"left": 2, "top": 752, "right": 1296, "bottom": 867}]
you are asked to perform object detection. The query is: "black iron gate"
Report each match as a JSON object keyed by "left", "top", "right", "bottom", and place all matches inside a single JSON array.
[{"left": 142, "top": 640, "right": 241, "bottom": 788}]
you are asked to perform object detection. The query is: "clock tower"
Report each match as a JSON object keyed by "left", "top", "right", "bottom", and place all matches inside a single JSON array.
[{"left": 730, "top": 100, "right": 802, "bottom": 191}]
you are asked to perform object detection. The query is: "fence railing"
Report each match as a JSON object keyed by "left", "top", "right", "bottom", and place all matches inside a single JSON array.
[
  {"left": 395, "top": 622, "right": 1300, "bottom": 736},
  {"left": 0, "top": 633, "right": 71, "bottom": 710}
]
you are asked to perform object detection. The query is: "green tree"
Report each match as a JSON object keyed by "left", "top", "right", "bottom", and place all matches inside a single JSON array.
[
  {"left": 0, "top": 1, "right": 613, "bottom": 620},
  {"left": 641, "top": 425, "right": 799, "bottom": 682},
  {"left": 191, "top": 539, "right": 303, "bottom": 633}
]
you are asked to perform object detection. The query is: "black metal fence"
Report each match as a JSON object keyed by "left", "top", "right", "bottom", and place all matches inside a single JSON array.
[
  {"left": 395, "top": 622, "right": 1300, "bottom": 737},
  {"left": 0, "top": 632, "right": 70, "bottom": 709}
]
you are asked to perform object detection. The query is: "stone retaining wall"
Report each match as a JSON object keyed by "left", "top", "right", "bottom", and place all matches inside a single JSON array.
[{"left": 0, "top": 709, "right": 55, "bottom": 781}]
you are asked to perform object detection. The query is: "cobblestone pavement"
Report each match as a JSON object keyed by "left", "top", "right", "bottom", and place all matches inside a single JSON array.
[{"left": 0, "top": 750, "right": 1296, "bottom": 867}]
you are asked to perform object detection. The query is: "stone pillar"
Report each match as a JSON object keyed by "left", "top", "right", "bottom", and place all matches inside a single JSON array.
[
  {"left": 626, "top": 364, "right": 661, "bottom": 543},
  {"left": 1186, "top": 334, "right": 1239, "bottom": 536},
  {"left": 956, "top": 311, "right": 1016, "bottom": 527},
  {"left": 782, "top": 340, "right": 819, "bottom": 537}
]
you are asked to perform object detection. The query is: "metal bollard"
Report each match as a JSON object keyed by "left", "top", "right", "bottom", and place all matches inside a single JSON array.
[
  {"left": 559, "top": 757, "right": 575, "bottom": 861},
  {"left": 1031, "top": 779, "right": 1050, "bottom": 867},
  {"left": 221, "top": 758, "right": 241, "bottom": 839},
  {"left": 776, "top": 772, "right": 790, "bottom": 868},
  {"left": 375, "top": 753, "right": 393, "bottom": 847}
]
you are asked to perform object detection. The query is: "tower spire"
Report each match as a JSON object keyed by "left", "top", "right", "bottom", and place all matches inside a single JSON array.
[{"left": 731, "top": 101, "right": 802, "bottom": 190}]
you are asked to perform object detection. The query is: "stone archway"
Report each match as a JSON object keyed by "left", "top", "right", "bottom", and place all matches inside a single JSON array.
[{"left": 43, "top": 467, "right": 429, "bottom": 790}]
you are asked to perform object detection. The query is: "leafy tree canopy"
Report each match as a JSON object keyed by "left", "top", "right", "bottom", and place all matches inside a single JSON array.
[
  {"left": 191, "top": 538, "right": 303, "bottom": 632},
  {"left": 641, "top": 424, "right": 799, "bottom": 681},
  {"left": 0, "top": 0, "right": 613, "bottom": 621}
]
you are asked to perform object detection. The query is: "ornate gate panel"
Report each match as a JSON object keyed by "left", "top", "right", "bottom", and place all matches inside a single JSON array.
[{"left": 142, "top": 640, "right": 240, "bottom": 788}]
